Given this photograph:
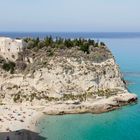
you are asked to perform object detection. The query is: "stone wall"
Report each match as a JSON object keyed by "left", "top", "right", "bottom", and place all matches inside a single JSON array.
[{"left": 0, "top": 37, "right": 23, "bottom": 61}]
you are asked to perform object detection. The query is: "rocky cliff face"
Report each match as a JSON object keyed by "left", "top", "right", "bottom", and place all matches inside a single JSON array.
[
  {"left": 0, "top": 56, "right": 127, "bottom": 104},
  {"left": 0, "top": 40, "right": 137, "bottom": 112},
  {"left": 0, "top": 38, "right": 138, "bottom": 129}
]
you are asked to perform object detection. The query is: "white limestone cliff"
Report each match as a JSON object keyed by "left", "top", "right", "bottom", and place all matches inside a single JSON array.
[{"left": 0, "top": 39, "right": 137, "bottom": 114}]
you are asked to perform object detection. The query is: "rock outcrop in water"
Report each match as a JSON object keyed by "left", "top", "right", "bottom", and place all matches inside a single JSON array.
[{"left": 0, "top": 37, "right": 137, "bottom": 114}]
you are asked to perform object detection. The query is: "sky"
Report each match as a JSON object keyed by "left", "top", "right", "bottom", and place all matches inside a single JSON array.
[{"left": 0, "top": 0, "right": 140, "bottom": 32}]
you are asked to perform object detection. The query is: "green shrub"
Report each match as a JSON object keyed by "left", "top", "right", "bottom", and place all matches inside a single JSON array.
[
  {"left": 64, "top": 39, "right": 74, "bottom": 48},
  {"left": 80, "top": 44, "right": 89, "bottom": 54},
  {"left": 94, "top": 42, "right": 99, "bottom": 47},
  {"left": 2, "top": 61, "right": 16, "bottom": 74},
  {"left": 100, "top": 42, "right": 105, "bottom": 46}
]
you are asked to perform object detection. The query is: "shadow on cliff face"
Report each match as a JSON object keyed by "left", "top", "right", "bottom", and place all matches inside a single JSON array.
[{"left": 0, "top": 129, "right": 47, "bottom": 140}]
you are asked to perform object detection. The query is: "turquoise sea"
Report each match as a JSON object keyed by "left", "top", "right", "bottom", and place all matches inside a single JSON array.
[
  {"left": 1, "top": 32, "right": 140, "bottom": 140},
  {"left": 38, "top": 38, "right": 140, "bottom": 140}
]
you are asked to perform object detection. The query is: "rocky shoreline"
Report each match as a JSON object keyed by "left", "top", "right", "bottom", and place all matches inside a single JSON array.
[
  {"left": 43, "top": 92, "right": 137, "bottom": 115},
  {"left": 0, "top": 91, "right": 137, "bottom": 133}
]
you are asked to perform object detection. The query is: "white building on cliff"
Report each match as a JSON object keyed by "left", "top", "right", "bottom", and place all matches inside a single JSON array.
[{"left": 0, "top": 37, "right": 23, "bottom": 61}]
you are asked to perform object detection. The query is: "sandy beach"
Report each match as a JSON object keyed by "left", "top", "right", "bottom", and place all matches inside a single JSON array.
[{"left": 0, "top": 104, "right": 45, "bottom": 133}]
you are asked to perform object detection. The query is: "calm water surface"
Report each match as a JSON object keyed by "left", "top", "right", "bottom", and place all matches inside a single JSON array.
[{"left": 38, "top": 38, "right": 140, "bottom": 140}]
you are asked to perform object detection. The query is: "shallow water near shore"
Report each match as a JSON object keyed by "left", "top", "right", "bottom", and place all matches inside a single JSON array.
[{"left": 36, "top": 37, "right": 140, "bottom": 140}]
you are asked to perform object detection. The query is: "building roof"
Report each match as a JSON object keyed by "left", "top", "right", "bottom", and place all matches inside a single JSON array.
[{"left": 0, "top": 37, "right": 22, "bottom": 43}]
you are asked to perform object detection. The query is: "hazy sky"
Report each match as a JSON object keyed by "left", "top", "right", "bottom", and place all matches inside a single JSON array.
[{"left": 0, "top": 0, "right": 140, "bottom": 32}]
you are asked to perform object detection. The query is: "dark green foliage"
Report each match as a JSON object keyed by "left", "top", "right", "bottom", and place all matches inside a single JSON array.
[
  {"left": 2, "top": 61, "right": 16, "bottom": 74},
  {"left": 22, "top": 37, "right": 110, "bottom": 63},
  {"left": 56, "top": 44, "right": 65, "bottom": 49},
  {"left": 88, "top": 39, "right": 95, "bottom": 46},
  {"left": 73, "top": 38, "right": 82, "bottom": 46},
  {"left": 23, "top": 38, "right": 31, "bottom": 43},
  {"left": 100, "top": 42, "right": 105, "bottom": 46},
  {"left": 80, "top": 43, "right": 89, "bottom": 54},
  {"left": 37, "top": 41, "right": 45, "bottom": 49},
  {"left": 34, "top": 37, "right": 40, "bottom": 47},
  {"left": 95, "top": 42, "right": 99, "bottom": 47},
  {"left": 64, "top": 39, "right": 74, "bottom": 48},
  {"left": 24, "top": 37, "right": 40, "bottom": 49},
  {"left": 23, "top": 37, "right": 102, "bottom": 51},
  {"left": 27, "top": 40, "right": 35, "bottom": 49},
  {"left": 44, "top": 36, "right": 53, "bottom": 46},
  {"left": 56, "top": 37, "right": 64, "bottom": 45}
]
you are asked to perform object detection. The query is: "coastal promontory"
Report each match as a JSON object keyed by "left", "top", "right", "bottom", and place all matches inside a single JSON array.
[{"left": 0, "top": 37, "right": 137, "bottom": 132}]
